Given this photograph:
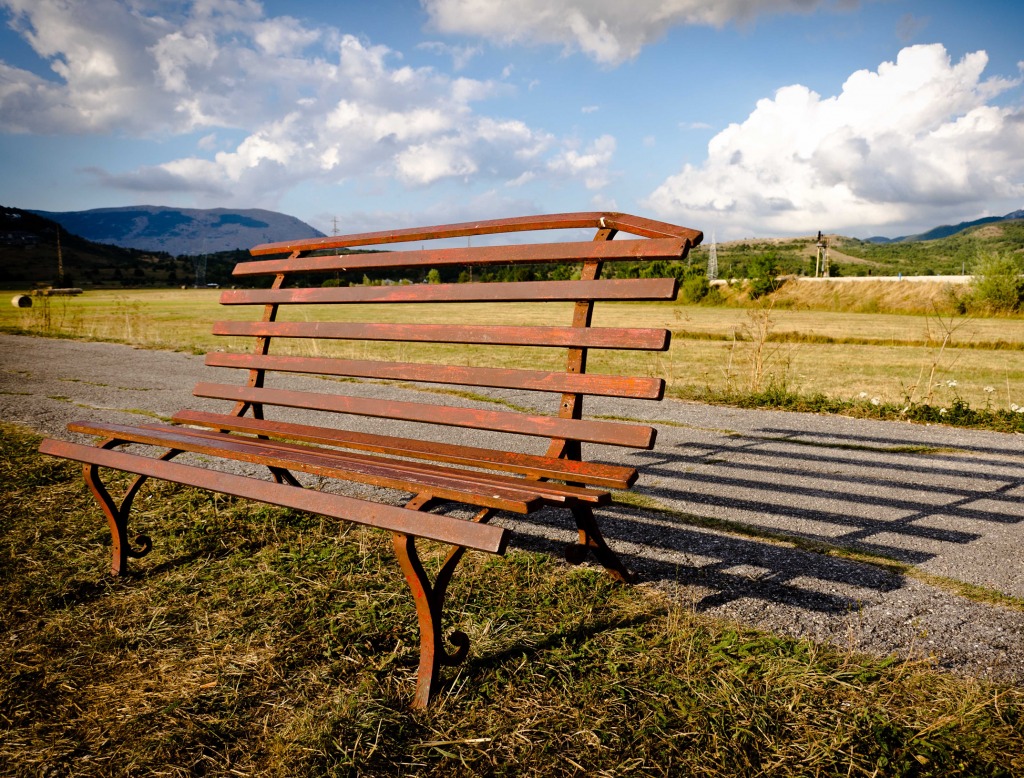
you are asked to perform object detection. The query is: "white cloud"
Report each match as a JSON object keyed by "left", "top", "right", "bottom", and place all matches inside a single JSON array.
[
  {"left": 422, "top": 0, "right": 857, "bottom": 65},
  {"left": 417, "top": 41, "right": 483, "bottom": 70},
  {"left": 0, "top": 0, "right": 606, "bottom": 204},
  {"left": 645, "top": 44, "right": 1024, "bottom": 237},
  {"left": 548, "top": 134, "right": 616, "bottom": 190},
  {"left": 395, "top": 139, "right": 478, "bottom": 185}
]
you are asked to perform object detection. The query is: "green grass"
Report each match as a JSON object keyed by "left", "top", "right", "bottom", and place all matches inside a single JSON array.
[{"left": 2, "top": 423, "right": 1023, "bottom": 776}]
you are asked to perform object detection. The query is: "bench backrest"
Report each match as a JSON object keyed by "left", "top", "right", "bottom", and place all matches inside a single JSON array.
[{"left": 197, "top": 212, "right": 702, "bottom": 474}]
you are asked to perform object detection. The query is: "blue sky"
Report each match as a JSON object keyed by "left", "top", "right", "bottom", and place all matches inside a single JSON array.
[{"left": 0, "top": 0, "right": 1021, "bottom": 240}]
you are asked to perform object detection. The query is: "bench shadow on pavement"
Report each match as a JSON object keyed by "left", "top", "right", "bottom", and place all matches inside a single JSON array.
[
  {"left": 506, "top": 425, "right": 1024, "bottom": 614},
  {"left": 511, "top": 503, "right": 903, "bottom": 614},
  {"left": 759, "top": 426, "right": 1024, "bottom": 463}
]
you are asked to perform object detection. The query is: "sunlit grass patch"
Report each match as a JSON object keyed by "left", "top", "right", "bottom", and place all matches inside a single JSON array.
[{"left": 2, "top": 422, "right": 1023, "bottom": 776}]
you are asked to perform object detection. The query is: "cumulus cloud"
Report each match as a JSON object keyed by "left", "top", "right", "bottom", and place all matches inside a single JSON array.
[
  {"left": 0, "top": 0, "right": 615, "bottom": 203},
  {"left": 645, "top": 44, "right": 1024, "bottom": 237},
  {"left": 548, "top": 135, "right": 616, "bottom": 190},
  {"left": 422, "top": 0, "right": 855, "bottom": 65}
]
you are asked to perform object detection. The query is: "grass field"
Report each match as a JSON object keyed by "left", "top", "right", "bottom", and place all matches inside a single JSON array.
[
  {"left": 2, "top": 422, "right": 1022, "bottom": 777},
  {"left": 5, "top": 286, "right": 1024, "bottom": 413}
]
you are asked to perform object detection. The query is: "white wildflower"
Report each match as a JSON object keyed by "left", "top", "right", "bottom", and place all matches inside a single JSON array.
[
  {"left": 858, "top": 392, "right": 868, "bottom": 399},
  {"left": 1012, "top": 404, "right": 1020, "bottom": 412},
  {"left": 939, "top": 408, "right": 948, "bottom": 416},
  {"left": 984, "top": 386, "right": 995, "bottom": 393},
  {"left": 946, "top": 380, "right": 958, "bottom": 388},
  {"left": 870, "top": 397, "right": 880, "bottom": 406},
  {"left": 1017, "top": 407, "right": 1024, "bottom": 415}
]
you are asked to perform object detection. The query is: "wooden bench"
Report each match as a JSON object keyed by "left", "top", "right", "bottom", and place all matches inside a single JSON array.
[{"left": 39, "top": 211, "right": 702, "bottom": 707}]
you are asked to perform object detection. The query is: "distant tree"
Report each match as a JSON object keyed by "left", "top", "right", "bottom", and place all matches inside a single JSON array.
[
  {"left": 747, "top": 252, "right": 783, "bottom": 299},
  {"left": 426, "top": 268, "right": 442, "bottom": 284}
]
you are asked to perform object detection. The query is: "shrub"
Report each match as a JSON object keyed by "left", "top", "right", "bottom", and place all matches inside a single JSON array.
[
  {"left": 679, "top": 268, "right": 711, "bottom": 304},
  {"left": 747, "top": 253, "right": 783, "bottom": 299},
  {"left": 969, "top": 251, "right": 1024, "bottom": 313}
]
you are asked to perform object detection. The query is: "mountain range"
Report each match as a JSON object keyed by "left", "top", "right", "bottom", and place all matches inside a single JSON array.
[
  {"left": 865, "top": 209, "right": 1024, "bottom": 243},
  {"left": 30, "top": 205, "right": 325, "bottom": 256},
  {"left": 30, "top": 204, "right": 1024, "bottom": 255}
]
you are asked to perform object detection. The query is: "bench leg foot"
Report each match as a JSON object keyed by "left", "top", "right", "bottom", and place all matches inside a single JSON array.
[
  {"left": 81, "top": 440, "right": 168, "bottom": 575},
  {"left": 565, "top": 505, "right": 636, "bottom": 584},
  {"left": 392, "top": 500, "right": 491, "bottom": 708}
]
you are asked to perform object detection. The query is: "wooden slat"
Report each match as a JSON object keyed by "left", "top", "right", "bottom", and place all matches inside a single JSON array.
[
  {"left": 171, "top": 410, "right": 638, "bottom": 489},
  {"left": 249, "top": 212, "right": 703, "bottom": 256},
  {"left": 210, "top": 320, "right": 670, "bottom": 351},
  {"left": 191, "top": 383, "right": 657, "bottom": 449},
  {"left": 219, "top": 278, "right": 678, "bottom": 306},
  {"left": 603, "top": 213, "right": 704, "bottom": 242},
  {"left": 38, "top": 438, "right": 509, "bottom": 553},
  {"left": 65, "top": 421, "right": 544, "bottom": 514},
  {"left": 110, "top": 421, "right": 610, "bottom": 505},
  {"left": 205, "top": 353, "right": 665, "bottom": 400},
  {"left": 235, "top": 238, "right": 685, "bottom": 277}
]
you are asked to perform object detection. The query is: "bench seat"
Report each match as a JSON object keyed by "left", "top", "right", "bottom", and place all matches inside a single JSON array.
[{"left": 66, "top": 419, "right": 614, "bottom": 512}]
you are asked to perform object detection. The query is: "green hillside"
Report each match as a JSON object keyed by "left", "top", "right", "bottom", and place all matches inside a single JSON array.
[
  {"left": 836, "top": 219, "right": 1024, "bottom": 275},
  {"left": 0, "top": 207, "right": 189, "bottom": 288},
  {"left": 685, "top": 219, "right": 1024, "bottom": 280}
]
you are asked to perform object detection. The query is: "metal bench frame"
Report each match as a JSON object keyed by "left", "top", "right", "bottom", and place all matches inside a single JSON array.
[{"left": 39, "top": 212, "right": 702, "bottom": 707}]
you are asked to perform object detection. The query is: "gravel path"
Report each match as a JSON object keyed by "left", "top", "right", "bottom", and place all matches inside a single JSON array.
[{"left": 3, "top": 332, "right": 1023, "bottom": 683}]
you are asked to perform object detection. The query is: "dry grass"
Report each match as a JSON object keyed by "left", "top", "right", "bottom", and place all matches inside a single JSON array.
[
  {"left": 2, "top": 423, "right": 1023, "bottom": 776},
  {"left": 769, "top": 278, "right": 967, "bottom": 315},
  {"left": 6, "top": 287, "right": 1024, "bottom": 410}
]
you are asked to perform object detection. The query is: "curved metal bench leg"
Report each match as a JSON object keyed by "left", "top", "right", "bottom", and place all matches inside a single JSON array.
[
  {"left": 268, "top": 466, "right": 302, "bottom": 486},
  {"left": 565, "top": 505, "right": 636, "bottom": 584},
  {"left": 82, "top": 439, "right": 177, "bottom": 576},
  {"left": 393, "top": 496, "right": 493, "bottom": 708}
]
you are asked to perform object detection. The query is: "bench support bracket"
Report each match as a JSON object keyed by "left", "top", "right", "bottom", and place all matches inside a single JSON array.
[
  {"left": 393, "top": 494, "right": 494, "bottom": 708},
  {"left": 565, "top": 505, "right": 636, "bottom": 584},
  {"left": 82, "top": 439, "right": 165, "bottom": 576}
]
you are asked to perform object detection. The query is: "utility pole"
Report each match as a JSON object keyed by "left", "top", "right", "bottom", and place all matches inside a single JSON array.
[
  {"left": 706, "top": 231, "right": 718, "bottom": 281},
  {"left": 56, "top": 227, "right": 64, "bottom": 286},
  {"left": 815, "top": 231, "right": 830, "bottom": 277}
]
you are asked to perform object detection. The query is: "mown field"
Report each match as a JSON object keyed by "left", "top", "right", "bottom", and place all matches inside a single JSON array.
[
  {"left": 2, "top": 422, "right": 1022, "bottom": 776},
  {"left": 5, "top": 285, "right": 1024, "bottom": 412}
]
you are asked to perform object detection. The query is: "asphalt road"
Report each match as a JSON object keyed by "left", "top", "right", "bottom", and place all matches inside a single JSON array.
[{"left": 3, "top": 332, "right": 1023, "bottom": 683}]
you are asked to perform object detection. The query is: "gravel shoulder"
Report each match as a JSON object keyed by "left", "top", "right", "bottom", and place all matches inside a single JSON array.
[{"left": 3, "top": 332, "right": 1023, "bottom": 683}]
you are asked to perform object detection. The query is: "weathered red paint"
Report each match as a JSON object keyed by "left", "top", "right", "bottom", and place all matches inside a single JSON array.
[
  {"left": 220, "top": 277, "right": 678, "bottom": 306},
  {"left": 171, "top": 410, "right": 639, "bottom": 489},
  {"left": 237, "top": 237, "right": 687, "bottom": 276},
  {"left": 191, "top": 382, "right": 658, "bottom": 449},
  {"left": 205, "top": 353, "right": 665, "bottom": 399},
  {"left": 248, "top": 211, "right": 702, "bottom": 256},
  {"left": 211, "top": 320, "right": 671, "bottom": 351}
]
